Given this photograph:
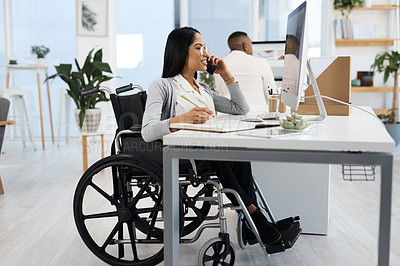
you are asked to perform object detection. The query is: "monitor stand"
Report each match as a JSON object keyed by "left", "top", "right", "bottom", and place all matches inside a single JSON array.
[{"left": 304, "top": 59, "right": 327, "bottom": 122}]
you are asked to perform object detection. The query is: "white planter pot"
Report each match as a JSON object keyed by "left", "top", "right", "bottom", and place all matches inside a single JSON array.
[
  {"left": 74, "top": 108, "right": 102, "bottom": 133},
  {"left": 364, "top": 0, "right": 372, "bottom": 8},
  {"left": 37, "top": 58, "right": 45, "bottom": 65}
]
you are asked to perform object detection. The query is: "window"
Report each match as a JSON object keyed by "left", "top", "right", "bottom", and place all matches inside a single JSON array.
[
  {"left": 6, "top": 0, "right": 76, "bottom": 137},
  {"left": 188, "top": 0, "right": 251, "bottom": 58},
  {"left": 186, "top": 0, "right": 321, "bottom": 58},
  {"left": 116, "top": 0, "right": 174, "bottom": 89},
  {"left": 264, "top": 0, "right": 322, "bottom": 56}
]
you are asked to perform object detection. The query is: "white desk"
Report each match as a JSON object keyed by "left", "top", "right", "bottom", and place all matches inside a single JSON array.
[
  {"left": 163, "top": 107, "right": 394, "bottom": 266},
  {"left": 4, "top": 64, "right": 55, "bottom": 149}
]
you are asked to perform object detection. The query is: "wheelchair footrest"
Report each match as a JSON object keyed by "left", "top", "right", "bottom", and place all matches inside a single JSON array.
[{"left": 266, "top": 217, "right": 301, "bottom": 254}]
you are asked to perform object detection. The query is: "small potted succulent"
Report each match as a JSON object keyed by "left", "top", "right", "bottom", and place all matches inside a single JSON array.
[{"left": 31, "top": 45, "right": 50, "bottom": 65}]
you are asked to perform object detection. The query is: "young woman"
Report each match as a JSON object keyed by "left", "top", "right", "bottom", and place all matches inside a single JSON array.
[{"left": 141, "top": 27, "right": 281, "bottom": 245}]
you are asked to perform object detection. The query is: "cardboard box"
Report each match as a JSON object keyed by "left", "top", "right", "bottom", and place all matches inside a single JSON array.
[{"left": 296, "top": 56, "right": 352, "bottom": 116}]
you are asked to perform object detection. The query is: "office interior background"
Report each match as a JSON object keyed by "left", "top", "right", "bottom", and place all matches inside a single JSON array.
[
  {"left": 1, "top": 0, "right": 400, "bottom": 265},
  {"left": 0, "top": 0, "right": 326, "bottom": 139}
]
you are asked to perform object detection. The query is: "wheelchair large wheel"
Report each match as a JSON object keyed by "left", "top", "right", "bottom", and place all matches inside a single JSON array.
[
  {"left": 198, "top": 237, "right": 235, "bottom": 266},
  {"left": 73, "top": 154, "right": 164, "bottom": 266}
]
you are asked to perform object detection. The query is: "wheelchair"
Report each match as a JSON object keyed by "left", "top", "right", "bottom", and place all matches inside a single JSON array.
[{"left": 73, "top": 83, "right": 302, "bottom": 266}]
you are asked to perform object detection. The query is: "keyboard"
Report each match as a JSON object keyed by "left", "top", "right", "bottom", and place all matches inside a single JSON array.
[{"left": 256, "top": 112, "right": 280, "bottom": 120}]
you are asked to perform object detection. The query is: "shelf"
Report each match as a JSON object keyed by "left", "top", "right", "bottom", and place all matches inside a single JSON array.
[
  {"left": 352, "top": 5, "right": 399, "bottom": 10},
  {"left": 335, "top": 39, "right": 395, "bottom": 47},
  {"left": 352, "top": 86, "right": 394, "bottom": 93}
]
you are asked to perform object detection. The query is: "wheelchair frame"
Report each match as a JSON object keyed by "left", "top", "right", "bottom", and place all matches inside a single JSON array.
[{"left": 73, "top": 84, "right": 301, "bottom": 266}]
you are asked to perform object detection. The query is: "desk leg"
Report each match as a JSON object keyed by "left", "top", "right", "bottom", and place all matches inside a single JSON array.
[
  {"left": 6, "top": 72, "right": 10, "bottom": 88},
  {"left": 378, "top": 158, "right": 393, "bottom": 266},
  {"left": 45, "top": 72, "right": 54, "bottom": 142},
  {"left": 82, "top": 136, "right": 88, "bottom": 171},
  {"left": 36, "top": 72, "right": 45, "bottom": 149},
  {"left": 101, "top": 134, "right": 104, "bottom": 158},
  {"left": 163, "top": 151, "right": 180, "bottom": 266}
]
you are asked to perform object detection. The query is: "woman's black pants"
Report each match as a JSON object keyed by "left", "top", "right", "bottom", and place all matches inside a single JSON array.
[{"left": 196, "top": 160, "right": 257, "bottom": 208}]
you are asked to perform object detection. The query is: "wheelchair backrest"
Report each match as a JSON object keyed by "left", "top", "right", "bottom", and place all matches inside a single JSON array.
[
  {"left": 110, "top": 87, "right": 163, "bottom": 165},
  {"left": 110, "top": 91, "right": 147, "bottom": 132}
]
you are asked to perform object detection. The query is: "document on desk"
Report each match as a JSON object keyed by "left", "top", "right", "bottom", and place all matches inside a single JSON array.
[{"left": 169, "top": 114, "right": 258, "bottom": 133}]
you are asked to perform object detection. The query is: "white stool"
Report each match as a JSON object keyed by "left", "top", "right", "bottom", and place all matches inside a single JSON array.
[
  {"left": 0, "top": 87, "right": 36, "bottom": 150},
  {"left": 57, "top": 88, "right": 72, "bottom": 145}
]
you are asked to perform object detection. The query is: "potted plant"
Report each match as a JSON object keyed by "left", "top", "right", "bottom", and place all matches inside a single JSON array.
[
  {"left": 46, "top": 48, "right": 113, "bottom": 132},
  {"left": 333, "top": 0, "right": 364, "bottom": 17},
  {"left": 31, "top": 45, "right": 50, "bottom": 65},
  {"left": 371, "top": 50, "right": 400, "bottom": 145},
  {"left": 198, "top": 71, "right": 216, "bottom": 90}
]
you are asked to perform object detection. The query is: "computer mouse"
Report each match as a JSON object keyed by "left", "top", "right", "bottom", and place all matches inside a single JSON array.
[{"left": 241, "top": 117, "right": 264, "bottom": 123}]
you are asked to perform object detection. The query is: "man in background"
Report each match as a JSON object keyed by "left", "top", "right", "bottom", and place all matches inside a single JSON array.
[{"left": 215, "top": 31, "right": 276, "bottom": 113}]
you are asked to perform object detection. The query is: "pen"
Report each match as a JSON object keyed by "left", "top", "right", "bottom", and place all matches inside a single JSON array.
[{"left": 180, "top": 95, "right": 215, "bottom": 117}]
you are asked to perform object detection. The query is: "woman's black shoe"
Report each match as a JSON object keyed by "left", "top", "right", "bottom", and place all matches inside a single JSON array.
[
  {"left": 250, "top": 209, "right": 282, "bottom": 245},
  {"left": 242, "top": 219, "right": 258, "bottom": 245}
]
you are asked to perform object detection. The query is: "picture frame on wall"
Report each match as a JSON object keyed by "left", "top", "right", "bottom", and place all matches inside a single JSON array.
[{"left": 76, "top": 0, "right": 108, "bottom": 37}]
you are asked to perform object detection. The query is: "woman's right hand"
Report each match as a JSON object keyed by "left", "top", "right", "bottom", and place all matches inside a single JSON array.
[{"left": 169, "top": 107, "right": 214, "bottom": 125}]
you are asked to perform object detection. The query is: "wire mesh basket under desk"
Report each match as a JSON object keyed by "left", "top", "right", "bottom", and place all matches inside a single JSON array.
[{"left": 341, "top": 164, "right": 376, "bottom": 181}]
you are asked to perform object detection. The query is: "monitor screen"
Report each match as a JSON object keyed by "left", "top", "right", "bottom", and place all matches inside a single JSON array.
[
  {"left": 280, "top": 1, "right": 308, "bottom": 111},
  {"left": 252, "top": 41, "right": 285, "bottom": 80}
]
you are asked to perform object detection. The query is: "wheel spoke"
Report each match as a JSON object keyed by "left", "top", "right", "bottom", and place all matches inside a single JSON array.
[
  {"left": 146, "top": 185, "right": 160, "bottom": 202},
  {"left": 127, "top": 221, "right": 140, "bottom": 261},
  {"left": 220, "top": 248, "right": 229, "bottom": 261},
  {"left": 203, "top": 254, "right": 214, "bottom": 262},
  {"left": 146, "top": 195, "right": 163, "bottom": 239},
  {"left": 101, "top": 221, "right": 122, "bottom": 252},
  {"left": 90, "top": 182, "right": 120, "bottom": 207},
  {"left": 84, "top": 211, "right": 118, "bottom": 220},
  {"left": 193, "top": 186, "right": 208, "bottom": 199},
  {"left": 129, "top": 175, "right": 155, "bottom": 208},
  {"left": 213, "top": 242, "right": 222, "bottom": 254},
  {"left": 117, "top": 166, "right": 129, "bottom": 206}
]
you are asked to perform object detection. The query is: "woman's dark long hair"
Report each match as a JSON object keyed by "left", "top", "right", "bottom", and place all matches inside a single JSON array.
[{"left": 162, "top": 27, "right": 200, "bottom": 78}]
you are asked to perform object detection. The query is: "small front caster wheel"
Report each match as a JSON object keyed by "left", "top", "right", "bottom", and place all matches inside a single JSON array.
[{"left": 198, "top": 237, "right": 235, "bottom": 265}]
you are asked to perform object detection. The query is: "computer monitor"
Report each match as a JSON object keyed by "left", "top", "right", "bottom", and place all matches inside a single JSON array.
[
  {"left": 252, "top": 41, "right": 285, "bottom": 80},
  {"left": 280, "top": 1, "right": 308, "bottom": 111}
]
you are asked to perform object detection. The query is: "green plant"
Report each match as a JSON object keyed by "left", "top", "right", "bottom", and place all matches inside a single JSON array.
[
  {"left": 333, "top": 0, "right": 364, "bottom": 17},
  {"left": 371, "top": 51, "right": 400, "bottom": 124},
  {"left": 377, "top": 109, "right": 397, "bottom": 123},
  {"left": 31, "top": 45, "right": 50, "bottom": 58},
  {"left": 46, "top": 48, "right": 113, "bottom": 128},
  {"left": 198, "top": 72, "right": 215, "bottom": 90}
]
